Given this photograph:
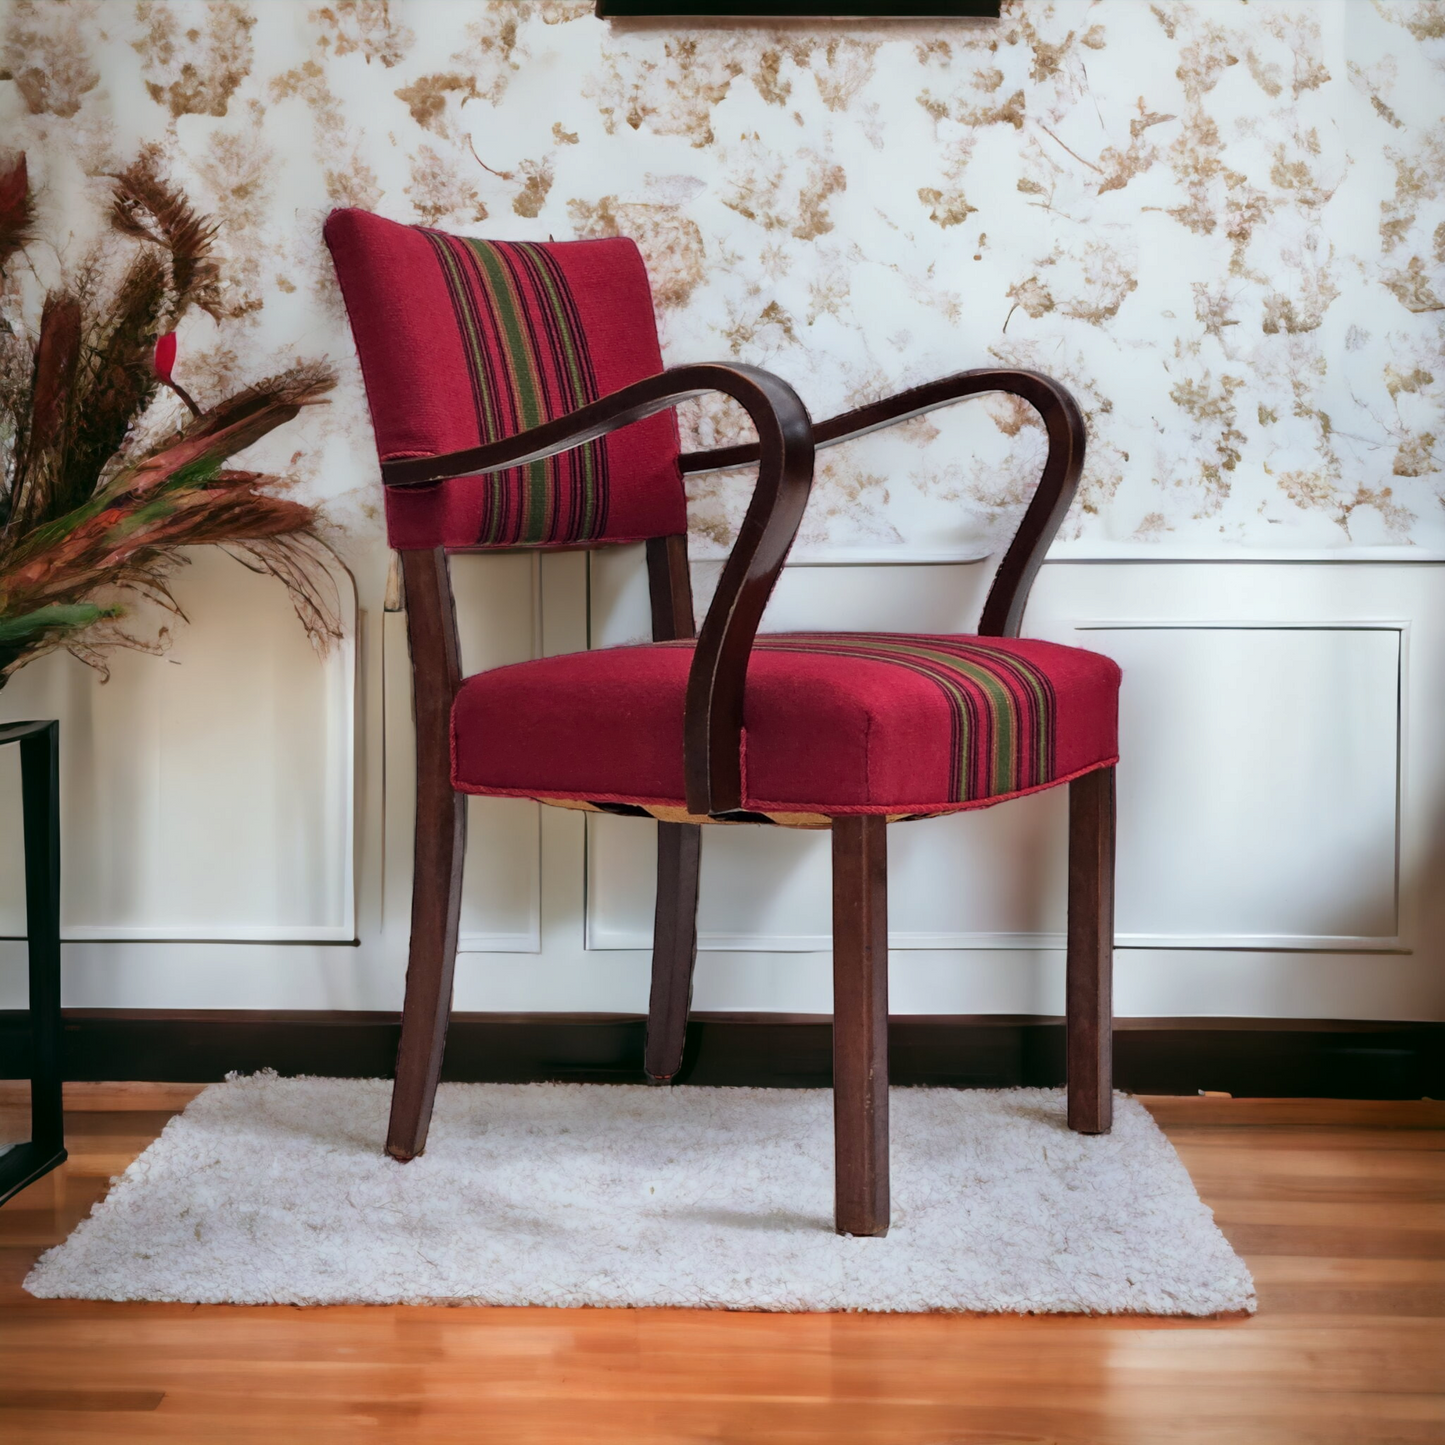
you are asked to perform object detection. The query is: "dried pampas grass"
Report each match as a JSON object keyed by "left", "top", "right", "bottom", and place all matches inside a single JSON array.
[{"left": 0, "top": 148, "right": 340, "bottom": 683}]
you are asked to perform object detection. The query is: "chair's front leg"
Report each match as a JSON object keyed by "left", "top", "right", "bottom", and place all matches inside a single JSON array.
[
  {"left": 644, "top": 821, "right": 702, "bottom": 1083},
  {"left": 832, "top": 815, "right": 890, "bottom": 1236},
  {"left": 388, "top": 549, "right": 466, "bottom": 1162},
  {"left": 1067, "top": 765, "right": 1115, "bottom": 1134}
]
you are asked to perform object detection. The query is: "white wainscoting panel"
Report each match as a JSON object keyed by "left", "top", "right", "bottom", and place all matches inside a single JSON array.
[
  {"left": 586, "top": 556, "right": 1046, "bottom": 952},
  {"left": 0, "top": 548, "right": 355, "bottom": 941},
  {"left": 587, "top": 566, "right": 1411, "bottom": 965},
  {"left": 687, "top": 556, "right": 996, "bottom": 641},
  {"left": 11, "top": 551, "right": 1440, "bottom": 1020},
  {"left": 1084, "top": 623, "right": 1401, "bottom": 950},
  {"left": 588, "top": 544, "right": 654, "bottom": 648},
  {"left": 422, "top": 552, "right": 542, "bottom": 953},
  {"left": 588, "top": 547, "right": 999, "bottom": 651},
  {"left": 587, "top": 793, "right": 1073, "bottom": 953}
]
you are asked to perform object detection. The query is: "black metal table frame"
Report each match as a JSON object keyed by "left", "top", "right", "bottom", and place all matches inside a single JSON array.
[{"left": 0, "top": 720, "right": 64, "bottom": 1206}]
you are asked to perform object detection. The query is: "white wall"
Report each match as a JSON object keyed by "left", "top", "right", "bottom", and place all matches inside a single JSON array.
[
  {"left": 2, "top": 546, "right": 1442, "bottom": 1021},
  {"left": 1, "top": 1, "right": 1442, "bottom": 1021}
]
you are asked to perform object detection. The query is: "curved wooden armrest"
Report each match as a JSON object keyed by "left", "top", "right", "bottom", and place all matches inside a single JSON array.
[
  {"left": 385, "top": 363, "right": 816, "bottom": 818},
  {"left": 382, "top": 363, "right": 803, "bottom": 491},
  {"left": 679, "top": 368, "right": 1086, "bottom": 637}
]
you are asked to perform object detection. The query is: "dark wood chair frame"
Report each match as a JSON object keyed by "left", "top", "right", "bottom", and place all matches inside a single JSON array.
[{"left": 381, "top": 362, "right": 1113, "bottom": 1237}]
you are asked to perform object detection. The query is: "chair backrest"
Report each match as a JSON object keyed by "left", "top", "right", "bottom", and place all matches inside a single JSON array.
[{"left": 324, "top": 209, "right": 685, "bottom": 551}]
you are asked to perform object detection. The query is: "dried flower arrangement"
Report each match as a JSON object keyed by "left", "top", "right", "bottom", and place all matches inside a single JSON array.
[{"left": 0, "top": 148, "right": 340, "bottom": 688}]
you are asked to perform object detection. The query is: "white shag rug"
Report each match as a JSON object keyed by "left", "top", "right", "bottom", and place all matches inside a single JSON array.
[{"left": 26, "top": 1074, "right": 1254, "bottom": 1315}]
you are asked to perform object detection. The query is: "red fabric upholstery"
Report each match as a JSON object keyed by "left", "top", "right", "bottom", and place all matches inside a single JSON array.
[
  {"left": 451, "top": 633, "right": 1120, "bottom": 817},
  {"left": 324, "top": 209, "right": 685, "bottom": 550}
]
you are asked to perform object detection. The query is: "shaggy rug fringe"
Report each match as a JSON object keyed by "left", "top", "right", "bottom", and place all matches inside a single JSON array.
[{"left": 26, "top": 1075, "right": 1254, "bottom": 1315}]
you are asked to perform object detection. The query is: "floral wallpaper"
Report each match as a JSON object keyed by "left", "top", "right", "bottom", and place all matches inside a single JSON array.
[{"left": 1, "top": 0, "right": 1442, "bottom": 568}]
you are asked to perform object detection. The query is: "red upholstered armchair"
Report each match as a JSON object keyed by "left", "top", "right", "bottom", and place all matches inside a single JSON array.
[{"left": 326, "top": 209, "right": 1119, "bottom": 1238}]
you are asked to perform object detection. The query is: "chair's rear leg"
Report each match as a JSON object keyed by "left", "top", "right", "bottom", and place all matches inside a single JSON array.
[
  {"left": 832, "top": 815, "right": 890, "bottom": 1237},
  {"left": 1067, "top": 765, "right": 1115, "bottom": 1134},
  {"left": 642, "top": 535, "right": 700, "bottom": 1085},
  {"left": 388, "top": 548, "right": 466, "bottom": 1163},
  {"left": 644, "top": 821, "right": 702, "bottom": 1083}
]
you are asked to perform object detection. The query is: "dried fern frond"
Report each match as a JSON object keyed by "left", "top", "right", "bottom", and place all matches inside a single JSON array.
[
  {"left": 0, "top": 466, "right": 341, "bottom": 673},
  {"left": 22, "top": 605, "right": 170, "bottom": 683},
  {"left": 226, "top": 534, "right": 341, "bottom": 647},
  {"left": 112, "top": 361, "right": 337, "bottom": 502},
  {"left": 0, "top": 153, "right": 34, "bottom": 273},
  {"left": 179, "top": 361, "right": 339, "bottom": 439},
  {"left": 1, "top": 377, "right": 341, "bottom": 672},
  {"left": 110, "top": 146, "right": 222, "bottom": 320},
  {"left": 4, "top": 292, "right": 82, "bottom": 535},
  {"left": 0, "top": 151, "right": 338, "bottom": 683},
  {"left": 27, "top": 295, "right": 82, "bottom": 457},
  {"left": 0, "top": 603, "right": 120, "bottom": 680},
  {"left": 59, "top": 248, "right": 168, "bottom": 518}
]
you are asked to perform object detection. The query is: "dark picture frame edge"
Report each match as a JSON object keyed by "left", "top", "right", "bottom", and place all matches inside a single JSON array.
[{"left": 597, "top": 2, "right": 1000, "bottom": 17}]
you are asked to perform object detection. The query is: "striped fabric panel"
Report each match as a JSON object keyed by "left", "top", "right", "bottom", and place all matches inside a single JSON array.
[
  {"left": 748, "top": 634, "right": 1059, "bottom": 803},
  {"left": 422, "top": 232, "right": 609, "bottom": 546}
]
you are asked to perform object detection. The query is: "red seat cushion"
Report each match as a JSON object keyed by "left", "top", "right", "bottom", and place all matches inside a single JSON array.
[
  {"left": 324, "top": 209, "right": 685, "bottom": 551},
  {"left": 451, "top": 633, "right": 1120, "bottom": 822}
]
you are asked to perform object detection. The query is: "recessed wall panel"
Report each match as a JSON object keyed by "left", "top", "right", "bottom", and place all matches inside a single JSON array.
[
  {"left": 585, "top": 561, "right": 1060, "bottom": 952},
  {"left": 586, "top": 606, "right": 1403, "bottom": 954},
  {"left": 435, "top": 553, "right": 542, "bottom": 953},
  {"left": 1092, "top": 624, "right": 1401, "bottom": 947},
  {"left": 0, "top": 549, "right": 355, "bottom": 940}
]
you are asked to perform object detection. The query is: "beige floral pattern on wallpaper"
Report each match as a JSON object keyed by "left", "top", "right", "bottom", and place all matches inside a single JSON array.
[{"left": 1, "top": 0, "right": 1442, "bottom": 563}]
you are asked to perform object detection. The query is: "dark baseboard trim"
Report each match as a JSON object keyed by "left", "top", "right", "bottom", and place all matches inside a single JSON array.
[{"left": 1, "top": 1010, "right": 1441, "bottom": 1098}]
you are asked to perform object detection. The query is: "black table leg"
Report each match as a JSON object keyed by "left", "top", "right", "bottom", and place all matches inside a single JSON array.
[{"left": 0, "top": 719, "right": 65, "bottom": 1206}]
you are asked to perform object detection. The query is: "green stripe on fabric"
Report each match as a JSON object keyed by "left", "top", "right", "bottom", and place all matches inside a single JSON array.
[
  {"left": 467, "top": 240, "right": 551, "bottom": 543},
  {"left": 426, "top": 235, "right": 507, "bottom": 544},
  {"left": 752, "top": 635, "right": 1054, "bottom": 802},
  {"left": 838, "top": 638, "right": 1053, "bottom": 795},
  {"left": 519, "top": 245, "right": 602, "bottom": 538}
]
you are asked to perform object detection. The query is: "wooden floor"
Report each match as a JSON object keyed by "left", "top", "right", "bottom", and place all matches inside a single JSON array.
[{"left": 0, "top": 1088, "right": 1441, "bottom": 1444}]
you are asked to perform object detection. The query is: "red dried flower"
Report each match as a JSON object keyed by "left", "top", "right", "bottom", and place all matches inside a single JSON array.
[
  {"left": 151, "top": 329, "right": 199, "bottom": 417},
  {"left": 153, "top": 330, "right": 178, "bottom": 383}
]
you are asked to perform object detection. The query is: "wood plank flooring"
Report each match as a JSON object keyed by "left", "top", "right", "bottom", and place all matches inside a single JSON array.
[{"left": 0, "top": 1088, "right": 1441, "bottom": 1444}]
